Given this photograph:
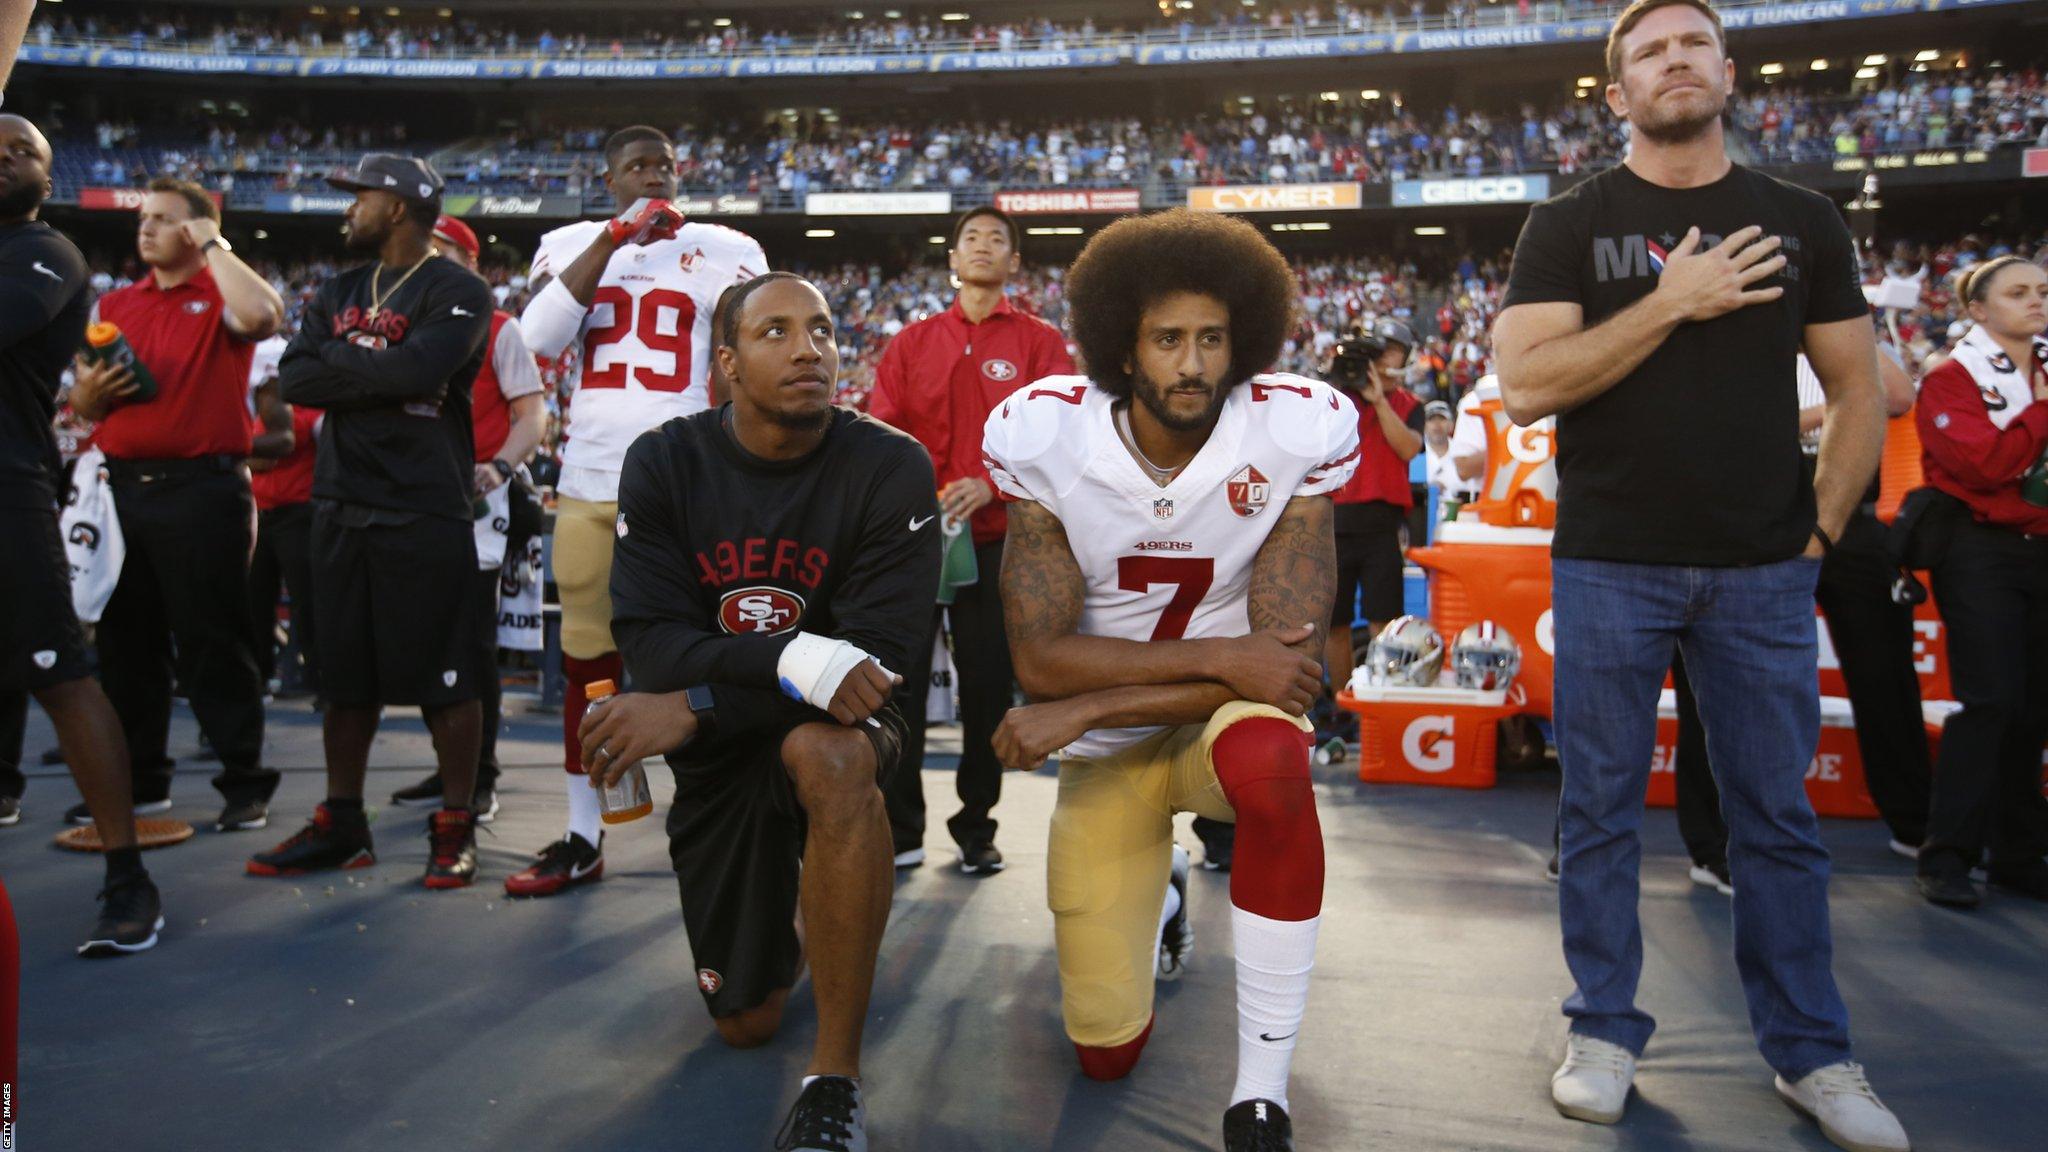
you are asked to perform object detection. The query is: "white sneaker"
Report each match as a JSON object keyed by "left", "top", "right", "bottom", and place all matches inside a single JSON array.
[
  {"left": 892, "top": 846, "right": 925, "bottom": 869},
  {"left": 1776, "top": 1062, "right": 1911, "bottom": 1152},
  {"left": 1689, "top": 862, "right": 1734, "bottom": 896},
  {"left": 1887, "top": 839, "right": 1920, "bottom": 861},
  {"left": 1551, "top": 1034, "right": 1635, "bottom": 1124}
]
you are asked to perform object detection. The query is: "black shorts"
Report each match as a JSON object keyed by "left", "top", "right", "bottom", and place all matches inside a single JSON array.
[
  {"left": 310, "top": 505, "right": 480, "bottom": 708},
  {"left": 1333, "top": 500, "right": 1408, "bottom": 631},
  {"left": 0, "top": 502, "right": 94, "bottom": 693},
  {"left": 664, "top": 704, "right": 906, "bottom": 1018}
]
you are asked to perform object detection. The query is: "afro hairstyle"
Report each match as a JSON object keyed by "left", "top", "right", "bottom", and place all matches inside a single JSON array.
[{"left": 1063, "top": 208, "right": 1296, "bottom": 399}]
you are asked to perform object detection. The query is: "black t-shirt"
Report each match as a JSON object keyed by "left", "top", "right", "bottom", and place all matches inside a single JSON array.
[
  {"left": 0, "top": 221, "right": 91, "bottom": 509},
  {"left": 1503, "top": 163, "right": 1867, "bottom": 564},
  {"left": 277, "top": 256, "right": 491, "bottom": 521},
  {"left": 610, "top": 405, "right": 941, "bottom": 761}
]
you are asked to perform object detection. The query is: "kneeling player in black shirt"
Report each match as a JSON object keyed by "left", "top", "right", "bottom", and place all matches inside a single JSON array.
[{"left": 581, "top": 272, "right": 938, "bottom": 1150}]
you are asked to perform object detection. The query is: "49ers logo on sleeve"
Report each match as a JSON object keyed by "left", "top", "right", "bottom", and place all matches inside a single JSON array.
[
  {"left": 1227, "top": 464, "right": 1271, "bottom": 518},
  {"left": 718, "top": 586, "right": 805, "bottom": 635},
  {"left": 981, "top": 358, "right": 1019, "bottom": 382}
]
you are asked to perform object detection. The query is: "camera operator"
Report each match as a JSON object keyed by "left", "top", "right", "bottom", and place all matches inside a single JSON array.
[{"left": 1325, "top": 318, "right": 1426, "bottom": 691}]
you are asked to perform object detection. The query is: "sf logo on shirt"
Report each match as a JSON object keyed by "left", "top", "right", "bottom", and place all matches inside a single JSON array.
[{"left": 718, "top": 586, "right": 805, "bottom": 635}]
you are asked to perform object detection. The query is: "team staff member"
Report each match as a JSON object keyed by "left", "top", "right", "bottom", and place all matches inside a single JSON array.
[
  {"left": 586, "top": 272, "right": 939, "bottom": 1151},
  {"left": 1912, "top": 256, "right": 2048, "bottom": 908},
  {"left": 248, "top": 154, "right": 494, "bottom": 890},
  {"left": 1327, "top": 317, "right": 1423, "bottom": 686},
  {"left": 388, "top": 214, "right": 545, "bottom": 824},
  {"left": 66, "top": 177, "right": 286, "bottom": 833},
  {"left": 0, "top": 113, "right": 162, "bottom": 955},
  {"left": 1492, "top": 3, "right": 1909, "bottom": 1149},
  {"left": 514, "top": 125, "right": 766, "bottom": 897},
  {"left": 867, "top": 206, "right": 1074, "bottom": 874},
  {"left": 246, "top": 333, "right": 322, "bottom": 700}
]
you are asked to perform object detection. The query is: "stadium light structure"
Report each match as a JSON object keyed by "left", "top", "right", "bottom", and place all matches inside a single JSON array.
[
  {"left": 1811, "top": 58, "right": 1829, "bottom": 70},
  {"left": 714, "top": 18, "right": 732, "bottom": 27},
  {"left": 1026, "top": 227, "right": 1084, "bottom": 236},
  {"left": 1862, "top": 54, "right": 1887, "bottom": 66},
  {"left": 806, "top": 229, "right": 837, "bottom": 238},
  {"left": 929, "top": 236, "right": 946, "bottom": 244},
  {"left": 1914, "top": 49, "right": 1941, "bottom": 62},
  {"left": 1575, "top": 76, "right": 1597, "bottom": 88},
  {"left": 1269, "top": 223, "right": 1332, "bottom": 232},
  {"left": 1856, "top": 66, "right": 1880, "bottom": 79},
  {"left": 1760, "top": 63, "right": 1784, "bottom": 76},
  {"left": 1414, "top": 226, "right": 1448, "bottom": 237},
  {"left": 1359, "top": 89, "right": 1381, "bottom": 100}
]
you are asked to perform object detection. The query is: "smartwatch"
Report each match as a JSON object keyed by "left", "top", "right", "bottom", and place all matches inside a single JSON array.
[
  {"left": 490, "top": 458, "right": 515, "bottom": 482},
  {"left": 202, "top": 236, "right": 233, "bottom": 255},
  {"left": 684, "top": 685, "right": 718, "bottom": 742}
]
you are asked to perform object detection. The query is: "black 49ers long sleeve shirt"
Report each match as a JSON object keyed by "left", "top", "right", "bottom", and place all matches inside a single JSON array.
[
  {"left": 611, "top": 404, "right": 941, "bottom": 757},
  {"left": 278, "top": 255, "right": 492, "bottom": 520}
]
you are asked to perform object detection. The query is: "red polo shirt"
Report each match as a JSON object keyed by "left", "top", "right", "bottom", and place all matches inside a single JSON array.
[
  {"left": 248, "top": 406, "right": 320, "bottom": 511},
  {"left": 93, "top": 266, "right": 256, "bottom": 460},
  {"left": 868, "top": 295, "right": 1074, "bottom": 545},
  {"left": 1331, "top": 386, "right": 1424, "bottom": 508}
]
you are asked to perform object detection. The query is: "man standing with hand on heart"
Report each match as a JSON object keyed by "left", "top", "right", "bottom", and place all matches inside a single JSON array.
[{"left": 1492, "top": 3, "right": 1906, "bottom": 1150}]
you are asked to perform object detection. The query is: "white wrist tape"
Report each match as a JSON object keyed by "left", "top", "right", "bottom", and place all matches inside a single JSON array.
[
  {"left": 518, "top": 276, "right": 586, "bottom": 361},
  {"left": 777, "top": 632, "right": 890, "bottom": 711}
]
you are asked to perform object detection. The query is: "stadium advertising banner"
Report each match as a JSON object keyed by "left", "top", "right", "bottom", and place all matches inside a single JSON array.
[
  {"left": 1392, "top": 175, "right": 1552, "bottom": 207},
  {"left": 79, "top": 187, "right": 224, "bottom": 212},
  {"left": 22, "top": 0, "right": 2039, "bottom": 81},
  {"left": 439, "top": 194, "right": 584, "bottom": 218},
  {"left": 994, "top": 189, "right": 1142, "bottom": 214},
  {"left": 262, "top": 192, "right": 356, "bottom": 215},
  {"left": 806, "top": 192, "right": 953, "bottom": 216},
  {"left": 1188, "top": 184, "right": 1362, "bottom": 213},
  {"left": 676, "top": 194, "right": 765, "bottom": 216}
]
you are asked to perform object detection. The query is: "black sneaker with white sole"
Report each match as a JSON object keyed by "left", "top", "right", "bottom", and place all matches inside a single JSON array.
[
  {"left": 215, "top": 798, "right": 269, "bottom": 832},
  {"left": 959, "top": 841, "right": 1004, "bottom": 875},
  {"left": 775, "top": 1075, "right": 866, "bottom": 1151},
  {"left": 471, "top": 785, "right": 500, "bottom": 825},
  {"left": 78, "top": 874, "right": 164, "bottom": 957},
  {"left": 389, "top": 773, "right": 444, "bottom": 806},
  {"left": 1688, "top": 859, "right": 1733, "bottom": 896},
  {"left": 67, "top": 797, "right": 173, "bottom": 826},
  {"left": 892, "top": 845, "right": 925, "bottom": 869},
  {"left": 0, "top": 795, "right": 20, "bottom": 826},
  {"left": 1158, "top": 844, "right": 1193, "bottom": 980},
  {"left": 1223, "top": 1098, "right": 1294, "bottom": 1151}
]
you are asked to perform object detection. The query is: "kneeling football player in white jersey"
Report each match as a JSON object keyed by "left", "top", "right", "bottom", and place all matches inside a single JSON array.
[
  {"left": 983, "top": 209, "right": 1360, "bottom": 1151},
  {"left": 507, "top": 125, "right": 765, "bottom": 897}
]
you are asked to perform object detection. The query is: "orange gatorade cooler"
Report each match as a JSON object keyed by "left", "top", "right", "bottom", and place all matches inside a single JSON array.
[
  {"left": 1408, "top": 521, "right": 1555, "bottom": 718},
  {"left": 1339, "top": 682, "right": 1516, "bottom": 789},
  {"left": 1648, "top": 691, "right": 1879, "bottom": 818}
]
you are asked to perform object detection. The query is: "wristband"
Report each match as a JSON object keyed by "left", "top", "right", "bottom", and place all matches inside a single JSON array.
[
  {"left": 1811, "top": 524, "right": 1835, "bottom": 555},
  {"left": 776, "top": 632, "right": 893, "bottom": 714},
  {"left": 490, "top": 458, "right": 515, "bottom": 481}
]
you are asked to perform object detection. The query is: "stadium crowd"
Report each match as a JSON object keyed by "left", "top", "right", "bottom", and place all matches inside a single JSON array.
[
  {"left": 36, "top": 0, "right": 1631, "bottom": 62},
  {"left": 1738, "top": 69, "right": 2048, "bottom": 162}
]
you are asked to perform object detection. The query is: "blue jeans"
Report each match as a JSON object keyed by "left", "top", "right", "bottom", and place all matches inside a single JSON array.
[{"left": 1552, "top": 556, "right": 1851, "bottom": 1080}]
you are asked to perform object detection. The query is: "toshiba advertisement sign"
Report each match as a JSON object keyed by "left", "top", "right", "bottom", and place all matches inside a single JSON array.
[
  {"left": 994, "top": 188, "right": 1141, "bottom": 214},
  {"left": 1187, "top": 183, "right": 1362, "bottom": 213}
]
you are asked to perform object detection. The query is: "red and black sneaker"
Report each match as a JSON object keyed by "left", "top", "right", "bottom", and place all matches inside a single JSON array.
[
  {"left": 246, "top": 803, "right": 375, "bottom": 876},
  {"left": 503, "top": 832, "right": 603, "bottom": 898},
  {"left": 423, "top": 808, "right": 478, "bottom": 890}
]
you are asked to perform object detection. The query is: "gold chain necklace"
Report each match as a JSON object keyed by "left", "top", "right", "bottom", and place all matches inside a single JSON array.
[{"left": 369, "top": 253, "right": 432, "bottom": 315}]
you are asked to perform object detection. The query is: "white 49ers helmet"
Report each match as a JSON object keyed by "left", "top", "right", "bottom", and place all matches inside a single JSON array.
[
  {"left": 1363, "top": 615, "right": 1445, "bottom": 687},
  {"left": 1451, "top": 620, "right": 1522, "bottom": 691}
]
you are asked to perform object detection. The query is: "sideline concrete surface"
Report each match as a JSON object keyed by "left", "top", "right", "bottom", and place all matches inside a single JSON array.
[{"left": 4, "top": 697, "right": 2042, "bottom": 1150}]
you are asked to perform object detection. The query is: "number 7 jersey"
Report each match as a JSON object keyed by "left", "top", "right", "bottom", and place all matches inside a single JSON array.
[
  {"left": 982, "top": 373, "right": 1361, "bottom": 757},
  {"left": 527, "top": 220, "right": 766, "bottom": 502}
]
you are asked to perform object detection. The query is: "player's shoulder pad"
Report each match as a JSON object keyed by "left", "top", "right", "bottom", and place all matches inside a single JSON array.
[
  {"left": 985, "top": 374, "right": 1103, "bottom": 464},
  {"left": 533, "top": 219, "right": 601, "bottom": 265},
  {"left": 1245, "top": 372, "right": 1352, "bottom": 459},
  {"left": 684, "top": 221, "right": 768, "bottom": 268}
]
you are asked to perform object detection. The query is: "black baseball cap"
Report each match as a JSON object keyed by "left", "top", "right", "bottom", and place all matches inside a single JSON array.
[{"left": 327, "top": 153, "right": 444, "bottom": 204}]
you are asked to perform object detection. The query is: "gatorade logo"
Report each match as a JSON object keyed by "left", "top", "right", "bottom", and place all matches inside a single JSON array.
[
  {"left": 698, "top": 968, "right": 723, "bottom": 994},
  {"left": 1401, "top": 715, "right": 1456, "bottom": 773},
  {"left": 1505, "top": 419, "right": 1554, "bottom": 464}
]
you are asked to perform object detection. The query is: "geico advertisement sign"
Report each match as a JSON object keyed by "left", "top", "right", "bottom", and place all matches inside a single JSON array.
[
  {"left": 1187, "top": 183, "right": 1361, "bottom": 213},
  {"left": 1401, "top": 714, "right": 1458, "bottom": 773},
  {"left": 1391, "top": 175, "right": 1551, "bottom": 207}
]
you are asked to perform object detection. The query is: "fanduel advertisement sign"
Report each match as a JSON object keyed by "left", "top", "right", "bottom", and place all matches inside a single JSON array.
[
  {"left": 439, "top": 194, "right": 582, "bottom": 217},
  {"left": 1392, "top": 175, "right": 1551, "bottom": 207}
]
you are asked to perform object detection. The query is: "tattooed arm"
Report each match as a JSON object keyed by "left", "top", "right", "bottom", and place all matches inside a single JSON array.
[
  {"left": 993, "top": 496, "right": 1335, "bottom": 768},
  {"left": 1002, "top": 499, "right": 1322, "bottom": 705}
]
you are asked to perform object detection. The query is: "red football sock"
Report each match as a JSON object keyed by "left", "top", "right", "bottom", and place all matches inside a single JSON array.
[
  {"left": 1211, "top": 718, "right": 1324, "bottom": 922},
  {"left": 1074, "top": 1015, "right": 1155, "bottom": 1082},
  {"left": 562, "top": 652, "right": 624, "bottom": 776}
]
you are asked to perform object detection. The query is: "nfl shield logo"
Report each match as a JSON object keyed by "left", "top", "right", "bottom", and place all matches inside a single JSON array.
[
  {"left": 1227, "top": 465, "right": 1270, "bottom": 518},
  {"left": 1152, "top": 498, "right": 1176, "bottom": 521}
]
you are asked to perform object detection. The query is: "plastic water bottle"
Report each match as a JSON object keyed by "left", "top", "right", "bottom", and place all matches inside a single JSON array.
[
  {"left": 83, "top": 322, "right": 161, "bottom": 402},
  {"left": 584, "top": 678, "right": 652, "bottom": 824}
]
